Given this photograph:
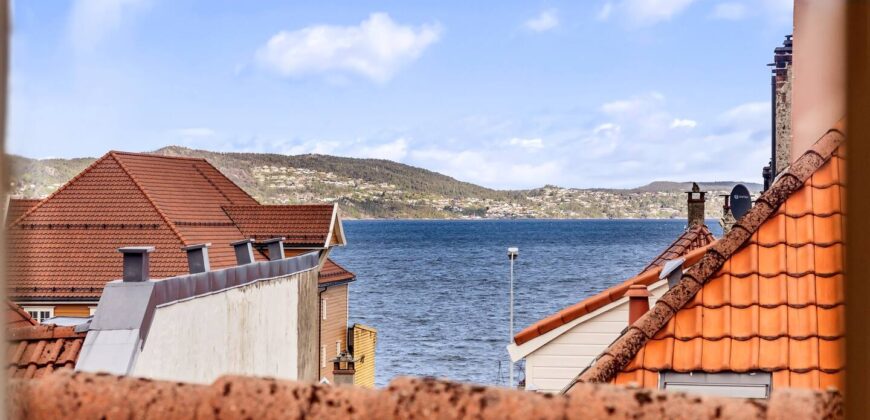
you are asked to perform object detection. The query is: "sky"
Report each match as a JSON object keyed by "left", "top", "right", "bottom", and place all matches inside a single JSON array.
[{"left": 8, "top": 0, "right": 793, "bottom": 189}]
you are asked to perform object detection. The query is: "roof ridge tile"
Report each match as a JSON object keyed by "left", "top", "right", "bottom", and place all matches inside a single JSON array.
[
  {"left": 109, "top": 152, "right": 189, "bottom": 245},
  {"left": 571, "top": 120, "right": 846, "bottom": 390}
]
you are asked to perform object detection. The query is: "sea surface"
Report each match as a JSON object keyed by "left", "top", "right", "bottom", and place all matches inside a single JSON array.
[{"left": 329, "top": 219, "right": 723, "bottom": 388}]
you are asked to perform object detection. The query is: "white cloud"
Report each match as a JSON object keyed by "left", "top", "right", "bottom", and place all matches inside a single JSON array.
[
  {"left": 354, "top": 138, "right": 409, "bottom": 161},
  {"left": 256, "top": 13, "right": 442, "bottom": 83},
  {"left": 711, "top": 2, "right": 747, "bottom": 20},
  {"left": 509, "top": 137, "right": 544, "bottom": 150},
  {"left": 601, "top": 92, "right": 665, "bottom": 116},
  {"left": 597, "top": 3, "right": 614, "bottom": 21},
  {"left": 172, "top": 127, "right": 216, "bottom": 137},
  {"left": 670, "top": 118, "right": 697, "bottom": 129},
  {"left": 602, "top": 0, "right": 696, "bottom": 26},
  {"left": 524, "top": 9, "right": 559, "bottom": 32},
  {"left": 719, "top": 101, "right": 769, "bottom": 130},
  {"left": 68, "top": 0, "right": 148, "bottom": 52}
]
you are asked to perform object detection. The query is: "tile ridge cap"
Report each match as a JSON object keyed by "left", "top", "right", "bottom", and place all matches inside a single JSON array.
[
  {"left": 110, "top": 152, "right": 189, "bottom": 246},
  {"left": 8, "top": 153, "right": 114, "bottom": 228},
  {"left": 569, "top": 122, "right": 848, "bottom": 389}
]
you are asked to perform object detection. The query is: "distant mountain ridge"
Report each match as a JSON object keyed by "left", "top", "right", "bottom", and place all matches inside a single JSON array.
[{"left": 8, "top": 146, "right": 760, "bottom": 220}]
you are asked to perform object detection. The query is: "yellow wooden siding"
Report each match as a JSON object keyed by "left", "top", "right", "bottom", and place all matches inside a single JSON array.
[
  {"left": 53, "top": 305, "right": 91, "bottom": 317},
  {"left": 319, "top": 284, "right": 348, "bottom": 381},
  {"left": 352, "top": 324, "right": 377, "bottom": 388}
]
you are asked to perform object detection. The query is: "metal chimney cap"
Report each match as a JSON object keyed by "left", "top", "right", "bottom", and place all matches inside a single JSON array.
[
  {"left": 118, "top": 246, "right": 155, "bottom": 254},
  {"left": 259, "top": 237, "right": 286, "bottom": 244},
  {"left": 229, "top": 238, "right": 255, "bottom": 246},
  {"left": 182, "top": 243, "right": 211, "bottom": 251}
]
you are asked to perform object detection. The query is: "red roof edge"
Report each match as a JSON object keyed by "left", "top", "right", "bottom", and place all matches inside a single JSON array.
[{"left": 572, "top": 121, "right": 846, "bottom": 389}]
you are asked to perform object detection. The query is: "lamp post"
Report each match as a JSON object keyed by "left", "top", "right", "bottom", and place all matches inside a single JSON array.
[{"left": 507, "top": 246, "right": 519, "bottom": 388}]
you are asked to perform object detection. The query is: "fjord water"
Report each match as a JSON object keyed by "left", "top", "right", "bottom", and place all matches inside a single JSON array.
[{"left": 330, "top": 219, "right": 723, "bottom": 387}]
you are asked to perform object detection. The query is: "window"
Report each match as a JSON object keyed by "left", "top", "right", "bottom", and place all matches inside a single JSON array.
[
  {"left": 336, "top": 340, "right": 342, "bottom": 356},
  {"left": 659, "top": 371, "right": 772, "bottom": 399},
  {"left": 23, "top": 306, "right": 53, "bottom": 323},
  {"left": 321, "top": 298, "right": 327, "bottom": 320},
  {"left": 321, "top": 345, "right": 326, "bottom": 368}
]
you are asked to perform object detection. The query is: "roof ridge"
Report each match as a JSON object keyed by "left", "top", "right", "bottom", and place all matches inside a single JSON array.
[
  {"left": 8, "top": 153, "right": 116, "bottom": 228},
  {"left": 570, "top": 120, "right": 846, "bottom": 389},
  {"left": 110, "top": 150, "right": 208, "bottom": 162},
  {"left": 195, "top": 159, "right": 260, "bottom": 204},
  {"left": 6, "top": 300, "right": 37, "bottom": 326},
  {"left": 109, "top": 152, "right": 189, "bottom": 246}
]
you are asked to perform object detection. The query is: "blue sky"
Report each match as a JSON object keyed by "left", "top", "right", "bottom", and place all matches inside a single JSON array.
[{"left": 9, "top": 0, "right": 793, "bottom": 189}]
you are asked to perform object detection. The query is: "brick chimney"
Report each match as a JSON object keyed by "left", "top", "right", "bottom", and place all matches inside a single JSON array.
[
  {"left": 626, "top": 285, "right": 651, "bottom": 325},
  {"left": 332, "top": 352, "right": 356, "bottom": 386},
  {"left": 118, "top": 246, "right": 155, "bottom": 282},
  {"left": 686, "top": 182, "right": 706, "bottom": 228}
]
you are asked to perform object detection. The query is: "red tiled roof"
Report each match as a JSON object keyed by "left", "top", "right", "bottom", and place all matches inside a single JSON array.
[
  {"left": 320, "top": 258, "right": 356, "bottom": 285},
  {"left": 223, "top": 204, "right": 337, "bottom": 247},
  {"left": 639, "top": 224, "right": 716, "bottom": 274},
  {"left": 8, "top": 151, "right": 341, "bottom": 301},
  {"left": 575, "top": 121, "right": 846, "bottom": 393},
  {"left": 7, "top": 324, "right": 86, "bottom": 379},
  {"left": 6, "top": 199, "right": 41, "bottom": 226},
  {"left": 7, "top": 370, "right": 844, "bottom": 419},
  {"left": 513, "top": 226, "right": 715, "bottom": 346},
  {"left": 6, "top": 301, "right": 37, "bottom": 328}
]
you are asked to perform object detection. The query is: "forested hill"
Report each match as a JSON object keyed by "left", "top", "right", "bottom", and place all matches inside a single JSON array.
[{"left": 8, "top": 146, "right": 761, "bottom": 220}]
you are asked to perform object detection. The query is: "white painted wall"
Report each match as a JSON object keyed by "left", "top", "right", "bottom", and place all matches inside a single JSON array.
[
  {"left": 132, "top": 271, "right": 308, "bottom": 384},
  {"left": 522, "top": 280, "right": 668, "bottom": 393}
]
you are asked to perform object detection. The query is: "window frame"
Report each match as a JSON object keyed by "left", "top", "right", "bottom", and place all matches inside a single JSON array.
[
  {"left": 22, "top": 306, "right": 54, "bottom": 323},
  {"left": 659, "top": 371, "right": 772, "bottom": 399}
]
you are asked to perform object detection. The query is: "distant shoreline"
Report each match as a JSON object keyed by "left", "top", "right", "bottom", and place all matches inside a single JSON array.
[{"left": 343, "top": 217, "right": 720, "bottom": 222}]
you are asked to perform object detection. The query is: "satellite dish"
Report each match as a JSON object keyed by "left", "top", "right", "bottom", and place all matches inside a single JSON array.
[{"left": 730, "top": 184, "right": 752, "bottom": 220}]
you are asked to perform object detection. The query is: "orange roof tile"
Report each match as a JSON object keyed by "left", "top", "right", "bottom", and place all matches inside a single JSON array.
[
  {"left": 224, "top": 204, "right": 336, "bottom": 247},
  {"left": 6, "top": 301, "right": 36, "bottom": 328},
  {"left": 7, "top": 324, "right": 86, "bottom": 379},
  {"left": 513, "top": 225, "right": 715, "bottom": 346},
  {"left": 6, "top": 199, "right": 40, "bottom": 226},
  {"left": 320, "top": 258, "right": 356, "bottom": 285},
  {"left": 574, "top": 122, "right": 846, "bottom": 393},
  {"left": 8, "top": 151, "right": 343, "bottom": 301},
  {"left": 639, "top": 224, "right": 716, "bottom": 274}
]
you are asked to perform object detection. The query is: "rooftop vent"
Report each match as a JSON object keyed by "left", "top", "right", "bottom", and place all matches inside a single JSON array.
[
  {"left": 183, "top": 243, "right": 211, "bottom": 274},
  {"left": 118, "top": 246, "right": 155, "bottom": 282},
  {"left": 660, "top": 258, "right": 686, "bottom": 289},
  {"left": 231, "top": 239, "right": 255, "bottom": 265},
  {"left": 261, "top": 237, "right": 286, "bottom": 261}
]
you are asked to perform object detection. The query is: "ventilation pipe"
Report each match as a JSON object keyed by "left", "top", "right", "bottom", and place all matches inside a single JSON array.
[
  {"left": 118, "top": 246, "right": 155, "bottom": 282},
  {"left": 183, "top": 243, "right": 211, "bottom": 274}
]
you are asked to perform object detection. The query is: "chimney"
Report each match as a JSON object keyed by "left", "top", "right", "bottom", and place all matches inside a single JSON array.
[
  {"left": 626, "top": 284, "right": 651, "bottom": 325},
  {"left": 118, "top": 246, "right": 155, "bottom": 282},
  {"left": 183, "top": 243, "right": 211, "bottom": 274},
  {"left": 230, "top": 239, "right": 255, "bottom": 265},
  {"left": 331, "top": 352, "right": 356, "bottom": 386},
  {"left": 719, "top": 194, "right": 736, "bottom": 234},
  {"left": 686, "top": 182, "right": 706, "bottom": 228},
  {"left": 765, "top": 35, "right": 794, "bottom": 190},
  {"left": 261, "top": 237, "right": 286, "bottom": 261}
]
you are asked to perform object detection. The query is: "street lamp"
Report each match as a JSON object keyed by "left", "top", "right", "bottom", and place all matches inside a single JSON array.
[{"left": 507, "top": 247, "right": 519, "bottom": 388}]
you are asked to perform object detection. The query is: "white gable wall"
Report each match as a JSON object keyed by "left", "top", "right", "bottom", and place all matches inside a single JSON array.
[{"left": 522, "top": 280, "right": 669, "bottom": 393}]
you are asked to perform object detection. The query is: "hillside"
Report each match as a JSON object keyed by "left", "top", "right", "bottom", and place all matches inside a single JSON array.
[{"left": 8, "top": 146, "right": 761, "bottom": 220}]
